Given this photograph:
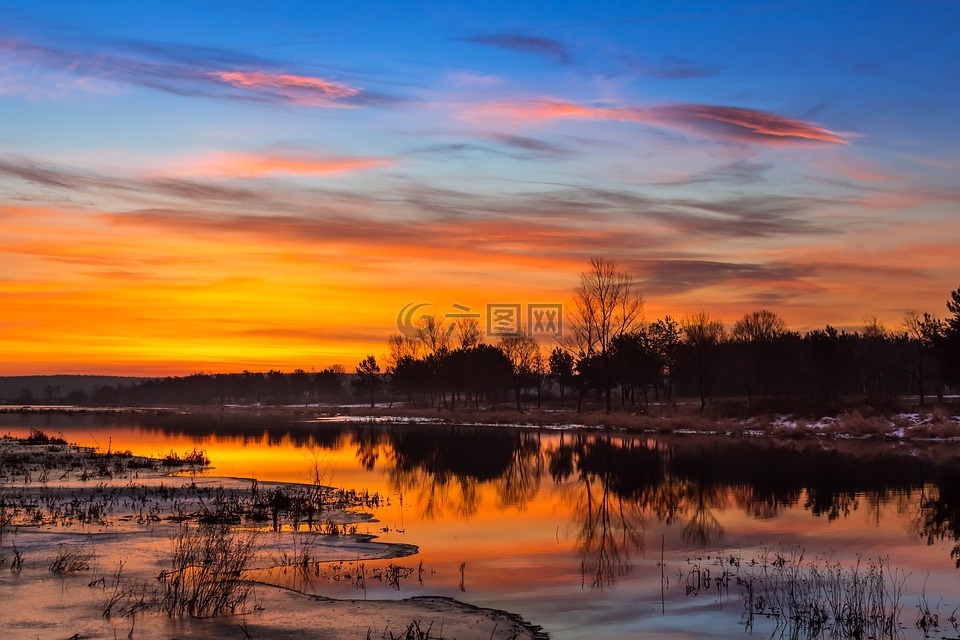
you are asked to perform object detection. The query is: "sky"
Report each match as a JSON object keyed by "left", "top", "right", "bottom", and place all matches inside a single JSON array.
[{"left": 0, "top": 1, "right": 958, "bottom": 375}]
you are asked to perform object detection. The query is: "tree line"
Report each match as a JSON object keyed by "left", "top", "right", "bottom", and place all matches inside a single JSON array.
[
  {"left": 27, "top": 367, "right": 353, "bottom": 407},
  {"left": 363, "top": 258, "right": 960, "bottom": 413},
  {"left": 18, "top": 258, "right": 959, "bottom": 412}
]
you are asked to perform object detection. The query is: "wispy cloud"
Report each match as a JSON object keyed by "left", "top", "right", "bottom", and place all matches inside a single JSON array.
[
  {"left": 467, "top": 99, "right": 849, "bottom": 145},
  {"left": 208, "top": 71, "right": 358, "bottom": 106},
  {"left": 618, "top": 54, "right": 723, "bottom": 79},
  {"left": 408, "top": 132, "right": 574, "bottom": 162},
  {"left": 486, "top": 133, "right": 575, "bottom": 159},
  {"left": 463, "top": 33, "right": 569, "bottom": 63},
  {"left": 0, "top": 153, "right": 845, "bottom": 249},
  {"left": 627, "top": 259, "right": 814, "bottom": 295},
  {"left": 174, "top": 150, "right": 394, "bottom": 178},
  {"left": 0, "top": 35, "right": 366, "bottom": 106}
]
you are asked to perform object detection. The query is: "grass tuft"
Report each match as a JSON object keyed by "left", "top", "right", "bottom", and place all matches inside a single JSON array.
[{"left": 159, "top": 522, "right": 258, "bottom": 617}]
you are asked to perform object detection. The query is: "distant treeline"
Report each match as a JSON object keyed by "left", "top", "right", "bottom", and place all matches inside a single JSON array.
[
  {"left": 4, "top": 368, "right": 351, "bottom": 407},
  {"left": 5, "top": 272, "right": 958, "bottom": 413},
  {"left": 372, "top": 278, "right": 960, "bottom": 414},
  {"left": 375, "top": 317, "right": 958, "bottom": 414},
  {"left": 19, "top": 314, "right": 957, "bottom": 413}
]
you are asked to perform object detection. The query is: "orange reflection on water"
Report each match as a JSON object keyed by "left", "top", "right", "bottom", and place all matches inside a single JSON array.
[{"left": 6, "top": 416, "right": 960, "bottom": 640}]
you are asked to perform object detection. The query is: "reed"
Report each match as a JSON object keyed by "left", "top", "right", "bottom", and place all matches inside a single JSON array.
[
  {"left": 159, "top": 522, "right": 258, "bottom": 617},
  {"left": 49, "top": 542, "right": 93, "bottom": 574},
  {"left": 737, "top": 549, "right": 906, "bottom": 638}
]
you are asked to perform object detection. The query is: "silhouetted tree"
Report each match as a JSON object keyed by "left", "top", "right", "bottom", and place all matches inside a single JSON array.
[
  {"left": 453, "top": 318, "right": 484, "bottom": 349},
  {"left": 549, "top": 347, "right": 575, "bottom": 404},
  {"left": 902, "top": 310, "right": 934, "bottom": 405},
  {"left": 649, "top": 317, "right": 683, "bottom": 402},
  {"left": 65, "top": 388, "right": 89, "bottom": 405},
  {"left": 499, "top": 330, "right": 541, "bottom": 411},
  {"left": 731, "top": 310, "right": 788, "bottom": 405},
  {"left": 931, "top": 287, "right": 960, "bottom": 388},
  {"left": 290, "top": 369, "right": 311, "bottom": 406},
  {"left": 352, "top": 355, "right": 382, "bottom": 407},
  {"left": 682, "top": 312, "right": 725, "bottom": 410},
  {"left": 390, "top": 355, "right": 432, "bottom": 405},
  {"left": 414, "top": 314, "right": 452, "bottom": 355},
  {"left": 315, "top": 365, "right": 347, "bottom": 401},
  {"left": 568, "top": 258, "right": 644, "bottom": 413},
  {"left": 858, "top": 316, "right": 890, "bottom": 399},
  {"left": 465, "top": 344, "right": 514, "bottom": 408},
  {"left": 610, "top": 330, "right": 658, "bottom": 406},
  {"left": 386, "top": 333, "right": 423, "bottom": 371},
  {"left": 803, "top": 326, "right": 855, "bottom": 409}
]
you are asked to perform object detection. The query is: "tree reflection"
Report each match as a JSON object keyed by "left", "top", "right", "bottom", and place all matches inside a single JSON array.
[
  {"left": 495, "top": 432, "right": 543, "bottom": 510},
  {"left": 335, "top": 421, "right": 960, "bottom": 575},
  {"left": 573, "top": 469, "right": 643, "bottom": 589},
  {"left": 378, "top": 426, "right": 543, "bottom": 519},
  {"left": 682, "top": 484, "right": 725, "bottom": 546},
  {"left": 912, "top": 461, "right": 960, "bottom": 567},
  {"left": 560, "top": 436, "right": 653, "bottom": 589}
]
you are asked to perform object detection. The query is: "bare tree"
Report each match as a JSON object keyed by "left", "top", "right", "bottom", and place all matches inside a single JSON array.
[
  {"left": 861, "top": 315, "right": 887, "bottom": 339},
  {"left": 568, "top": 258, "right": 644, "bottom": 412},
  {"left": 454, "top": 317, "right": 483, "bottom": 349},
  {"left": 414, "top": 314, "right": 451, "bottom": 354},
  {"left": 682, "top": 311, "right": 725, "bottom": 411},
  {"left": 902, "top": 310, "right": 927, "bottom": 405},
  {"left": 731, "top": 310, "right": 787, "bottom": 405},
  {"left": 731, "top": 310, "right": 787, "bottom": 342},
  {"left": 385, "top": 333, "right": 423, "bottom": 371}
]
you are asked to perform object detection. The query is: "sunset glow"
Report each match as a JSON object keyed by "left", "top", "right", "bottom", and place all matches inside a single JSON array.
[{"left": 0, "top": 2, "right": 957, "bottom": 375}]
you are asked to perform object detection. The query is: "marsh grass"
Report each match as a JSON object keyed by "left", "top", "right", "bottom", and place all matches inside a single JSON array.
[
  {"left": 159, "top": 522, "right": 259, "bottom": 617},
  {"left": 49, "top": 542, "right": 94, "bottom": 573},
  {"left": 737, "top": 548, "right": 906, "bottom": 638},
  {"left": 24, "top": 429, "right": 67, "bottom": 446},
  {"left": 387, "top": 620, "right": 439, "bottom": 640},
  {"left": 160, "top": 447, "right": 211, "bottom": 467},
  {"left": 99, "top": 524, "right": 260, "bottom": 619},
  {"left": 827, "top": 410, "right": 897, "bottom": 438}
]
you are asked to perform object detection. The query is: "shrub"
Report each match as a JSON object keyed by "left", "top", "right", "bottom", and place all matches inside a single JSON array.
[
  {"left": 24, "top": 429, "right": 67, "bottom": 446},
  {"left": 160, "top": 448, "right": 210, "bottom": 467}
]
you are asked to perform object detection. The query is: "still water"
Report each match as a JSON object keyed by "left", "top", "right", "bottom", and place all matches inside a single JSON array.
[{"left": 4, "top": 412, "right": 960, "bottom": 639}]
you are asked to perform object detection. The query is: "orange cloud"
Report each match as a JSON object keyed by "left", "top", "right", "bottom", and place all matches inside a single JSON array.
[
  {"left": 466, "top": 99, "right": 848, "bottom": 145},
  {"left": 177, "top": 151, "right": 393, "bottom": 178},
  {"left": 209, "top": 71, "right": 358, "bottom": 105}
]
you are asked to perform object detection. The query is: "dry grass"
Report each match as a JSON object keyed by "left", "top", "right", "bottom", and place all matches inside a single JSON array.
[
  {"left": 100, "top": 524, "right": 260, "bottom": 619},
  {"left": 824, "top": 410, "right": 896, "bottom": 438},
  {"left": 336, "top": 400, "right": 960, "bottom": 442},
  {"left": 159, "top": 522, "right": 259, "bottom": 617},
  {"left": 738, "top": 549, "right": 906, "bottom": 639},
  {"left": 49, "top": 542, "right": 94, "bottom": 574}
]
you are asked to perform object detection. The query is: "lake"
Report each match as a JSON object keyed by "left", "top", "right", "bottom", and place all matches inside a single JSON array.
[{"left": 3, "top": 411, "right": 960, "bottom": 639}]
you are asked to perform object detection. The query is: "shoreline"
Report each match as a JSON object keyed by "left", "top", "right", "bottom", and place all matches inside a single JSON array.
[{"left": 3, "top": 401, "right": 959, "bottom": 441}]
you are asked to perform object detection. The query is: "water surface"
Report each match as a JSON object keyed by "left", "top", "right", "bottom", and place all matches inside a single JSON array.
[{"left": 4, "top": 412, "right": 960, "bottom": 639}]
